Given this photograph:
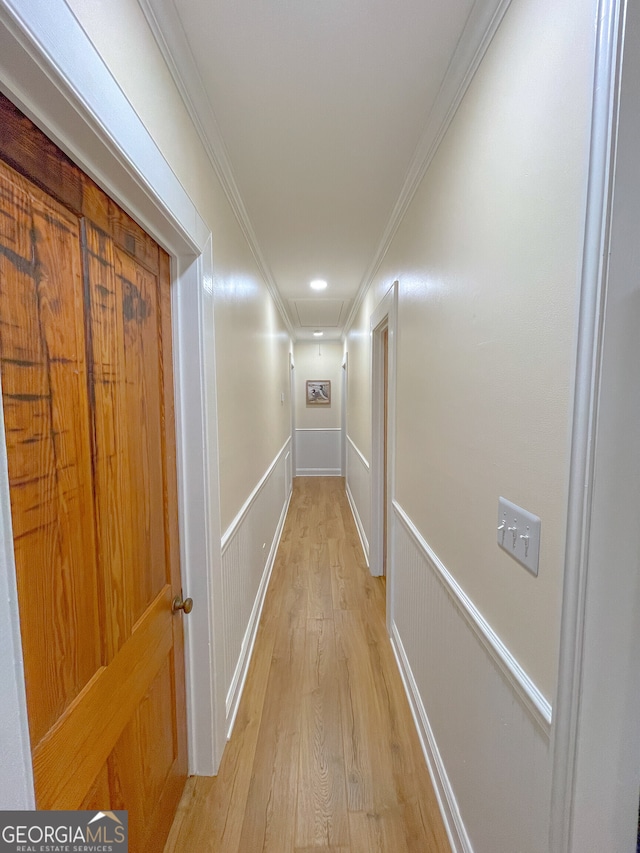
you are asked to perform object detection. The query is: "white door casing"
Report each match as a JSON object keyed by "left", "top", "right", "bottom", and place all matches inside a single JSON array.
[
  {"left": 341, "top": 352, "right": 348, "bottom": 477},
  {"left": 370, "top": 282, "right": 398, "bottom": 630},
  {"left": 551, "top": 1, "right": 640, "bottom": 851},
  {"left": 0, "top": 0, "right": 226, "bottom": 800}
]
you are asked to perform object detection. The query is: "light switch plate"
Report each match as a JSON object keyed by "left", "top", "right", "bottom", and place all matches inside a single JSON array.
[{"left": 497, "top": 496, "right": 540, "bottom": 576}]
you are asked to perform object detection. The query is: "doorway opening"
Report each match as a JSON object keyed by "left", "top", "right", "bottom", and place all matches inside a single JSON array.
[
  {"left": 0, "top": 6, "right": 226, "bottom": 808},
  {"left": 289, "top": 351, "right": 296, "bottom": 478},
  {"left": 370, "top": 282, "right": 397, "bottom": 627},
  {"left": 0, "top": 92, "right": 187, "bottom": 849},
  {"left": 341, "top": 353, "right": 348, "bottom": 477}
]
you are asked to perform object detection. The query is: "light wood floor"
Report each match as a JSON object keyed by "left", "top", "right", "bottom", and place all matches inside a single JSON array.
[{"left": 164, "top": 477, "right": 451, "bottom": 853}]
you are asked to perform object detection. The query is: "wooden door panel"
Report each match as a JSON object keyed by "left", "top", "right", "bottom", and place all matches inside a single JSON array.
[
  {"left": 0, "top": 165, "right": 102, "bottom": 746},
  {"left": 32, "top": 585, "right": 173, "bottom": 809},
  {"left": 83, "top": 220, "right": 132, "bottom": 658},
  {"left": 85, "top": 225, "right": 168, "bottom": 648},
  {"left": 135, "top": 656, "right": 178, "bottom": 809},
  {"left": 0, "top": 91, "right": 187, "bottom": 850},
  {"left": 115, "top": 248, "right": 166, "bottom": 622},
  {"left": 110, "top": 655, "right": 179, "bottom": 850},
  {"left": 80, "top": 764, "right": 112, "bottom": 811}
]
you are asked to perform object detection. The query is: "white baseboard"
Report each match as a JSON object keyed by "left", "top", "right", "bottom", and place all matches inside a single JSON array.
[
  {"left": 296, "top": 467, "right": 341, "bottom": 476},
  {"left": 294, "top": 428, "right": 341, "bottom": 477},
  {"left": 393, "top": 501, "right": 552, "bottom": 733},
  {"left": 346, "top": 480, "right": 369, "bottom": 566},
  {"left": 390, "top": 622, "right": 473, "bottom": 853},
  {"left": 389, "top": 500, "right": 552, "bottom": 851},
  {"left": 225, "top": 487, "right": 292, "bottom": 738}
]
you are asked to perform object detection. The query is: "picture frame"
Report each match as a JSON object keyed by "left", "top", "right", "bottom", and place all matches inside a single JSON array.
[{"left": 306, "top": 380, "right": 331, "bottom": 406}]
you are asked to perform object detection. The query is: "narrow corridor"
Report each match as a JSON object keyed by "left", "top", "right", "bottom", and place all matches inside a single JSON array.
[{"left": 164, "top": 477, "right": 451, "bottom": 852}]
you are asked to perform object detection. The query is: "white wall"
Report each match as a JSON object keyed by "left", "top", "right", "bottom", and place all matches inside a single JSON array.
[
  {"left": 0, "top": 0, "right": 293, "bottom": 800},
  {"left": 293, "top": 341, "right": 342, "bottom": 476},
  {"left": 294, "top": 341, "right": 342, "bottom": 429},
  {"left": 563, "top": 2, "right": 640, "bottom": 849},
  {"left": 221, "top": 439, "right": 291, "bottom": 735},
  {"left": 63, "top": 0, "right": 292, "bottom": 534},
  {"left": 345, "top": 0, "right": 597, "bottom": 849}
]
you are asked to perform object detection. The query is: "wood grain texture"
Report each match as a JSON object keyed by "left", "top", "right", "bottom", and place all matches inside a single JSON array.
[
  {"left": 32, "top": 586, "right": 173, "bottom": 809},
  {"left": 0, "top": 92, "right": 187, "bottom": 852},
  {"left": 165, "top": 477, "right": 451, "bottom": 853},
  {"left": 295, "top": 614, "right": 349, "bottom": 848},
  {"left": 0, "top": 165, "right": 102, "bottom": 745}
]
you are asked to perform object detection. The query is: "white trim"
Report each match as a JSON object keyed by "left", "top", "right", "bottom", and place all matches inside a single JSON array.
[
  {"left": 345, "top": 481, "right": 370, "bottom": 567},
  {"left": 370, "top": 282, "right": 398, "bottom": 607},
  {"left": 346, "top": 435, "right": 370, "bottom": 471},
  {"left": 172, "top": 246, "right": 226, "bottom": 776},
  {"left": 0, "top": 0, "right": 208, "bottom": 253},
  {"left": 295, "top": 427, "right": 342, "bottom": 431},
  {"left": 140, "top": 0, "right": 512, "bottom": 346},
  {"left": 137, "top": 0, "right": 295, "bottom": 341},
  {"left": 294, "top": 428, "right": 341, "bottom": 477},
  {"left": 221, "top": 437, "right": 291, "bottom": 552},
  {"left": 343, "top": 0, "right": 513, "bottom": 337},
  {"left": 341, "top": 354, "right": 348, "bottom": 476},
  {"left": 393, "top": 501, "right": 553, "bottom": 733},
  {"left": 284, "top": 450, "right": 292, "bottom": 500},
  {"left": 0, "top": 0, "right": 225, "bottom": 781},
  {"left": 225, "top": 488, "right": 292, "bottom": 737},
  {"left": 289, "top": 353, "right": 296, "bottom": 479},
  {"left": 550, "top": 0, "right": 625, "bottom": 847},
  {"left": 390, "top": 623, "right": 472, "bottom": 853}
]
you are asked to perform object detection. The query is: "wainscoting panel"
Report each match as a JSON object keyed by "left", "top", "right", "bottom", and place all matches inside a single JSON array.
[
  {"left": 345, "top": 435, "right": 370, "bottom": 563},
  {"left": 390, "top": 502, "right": 552, "bottom": 853},
  {"left": 295, "top": 428, "right": 341, "bottom": 476},
  {"left": 221, "top": 439, "right": 292, "bottom": 735},
  {"left": 285, "top": 450, "right": 292, "bottom": 498}
]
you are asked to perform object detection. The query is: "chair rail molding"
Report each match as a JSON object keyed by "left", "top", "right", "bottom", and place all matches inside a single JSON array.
[
  {"left": 345, "top": 434, "right": 370, "bottom": 566},
  {"left": 390, "top": 500, "right": 552, "bottom": 852},
  {"left": 393, "top": 501, "right": 552, "bottom": 732},
  {"left": 221, "top": 439, "right": 292, "bottom": 737},
  {"left": 551, "top": 2, "right": 640, "bottom": 851},
  {"left": 0, "top": 0, "right": 225, "bottom": 780}
]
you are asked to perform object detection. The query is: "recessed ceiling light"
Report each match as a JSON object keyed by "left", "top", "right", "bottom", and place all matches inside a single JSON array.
[
  {"left": 310, "top": 279, "right": 327, "bottom": 291},
  {"left": 313, "top": 331, "right": 324, "bottom": 337}
]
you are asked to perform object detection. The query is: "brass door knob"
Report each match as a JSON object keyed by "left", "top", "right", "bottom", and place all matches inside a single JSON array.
[{"left": 172, "top": 595, "right": 193, "bottom": 614}]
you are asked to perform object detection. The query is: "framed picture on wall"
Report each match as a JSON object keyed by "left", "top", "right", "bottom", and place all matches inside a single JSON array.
[{"left": 306, "top": 380, "right": 331, "bottom": 406}]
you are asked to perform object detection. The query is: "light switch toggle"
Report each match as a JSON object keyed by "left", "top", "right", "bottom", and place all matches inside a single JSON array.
[{"left": 497, "top": 497, "right": 540, "bottom": 576}]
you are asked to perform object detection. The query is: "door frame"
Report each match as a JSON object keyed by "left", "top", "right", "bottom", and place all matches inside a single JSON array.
[
  {"left": 550, "top": 0, "right": 640, "bottom": 850},
  {"left": 341, "top": 351, "right": 348, "bottom": 477},
  {"left": 289, "top": 351, "right": 296, "bottom": 478},
  {"left": 0, "top": 0, "right": 226, "bottom": 801},
  {"left": 370, "top": 282, "right": 397, "bottom": 626}
]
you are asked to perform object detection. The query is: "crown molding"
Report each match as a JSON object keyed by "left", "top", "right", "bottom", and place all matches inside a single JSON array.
[
  {"left": 139, "top": 0, "right": 512, "bottom": 344},
  {"left": 137, "top": 0, "right": 296, "bottom": 341},
  {"left": 342, "top": 0, "right": 514, "bottom": 336},
  {"left": 0, "top": 0, "right": 208, "bottom": 254}
]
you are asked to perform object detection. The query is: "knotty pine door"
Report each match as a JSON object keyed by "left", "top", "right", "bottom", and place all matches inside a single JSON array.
[{"left": 0, "top": 94, "right": 187, "bottom": 851}]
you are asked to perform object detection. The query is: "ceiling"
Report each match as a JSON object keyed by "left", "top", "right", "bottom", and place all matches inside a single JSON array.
[{"left": 139, "top": 0, "right": 504, "bottom": 340}]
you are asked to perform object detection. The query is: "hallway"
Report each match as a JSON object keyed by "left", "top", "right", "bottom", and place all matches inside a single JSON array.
[{"left": 164, "top": 477, "right": 451, "bottom": 852}]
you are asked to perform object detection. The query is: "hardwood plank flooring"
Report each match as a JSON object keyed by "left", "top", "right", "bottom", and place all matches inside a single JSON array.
[{"left": 164, "top": 477, "right": 451, "bottom": 853}]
